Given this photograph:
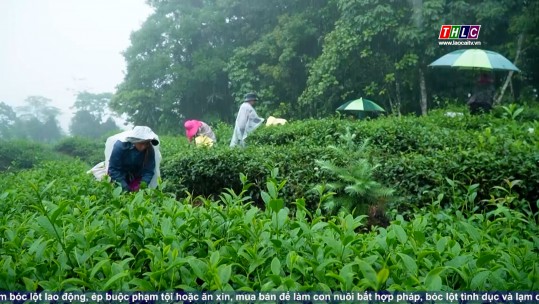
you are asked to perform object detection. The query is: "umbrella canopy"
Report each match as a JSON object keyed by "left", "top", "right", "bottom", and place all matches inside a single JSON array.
[
  {"left": 337, "top": 98, "right": 385, "bottom": 112},
  {"left": 428, "top": 49, "right": 520, "bottom": 72}
]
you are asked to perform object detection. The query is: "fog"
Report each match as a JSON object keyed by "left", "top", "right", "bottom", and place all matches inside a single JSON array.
[{"left": 0, "top": 0, "right": 153, "bottom": 133}]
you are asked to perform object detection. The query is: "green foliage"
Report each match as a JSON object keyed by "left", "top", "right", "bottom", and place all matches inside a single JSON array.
[
  {"left": 226, "top": 2, "right": 337, "bottom": 116},
  {"left": 0, "top": 159, "right": 538, "bottom": 291},
  {"left": 69, "top": 91, "right": 119, "bottom": 138},
  {"left": 500, "top": 103, "right": 524, "bottom": 120},
  {"left": 210, "top": 122, "right": 234, "bottom": 146},
  {"left": 70, "top": 111, "right": 120, "bottom": 139},
  {"left": 17, "top": 96, "right": 61, "bottom": 123},
  {"left": 367, "top": 110, "right": 539, "bottom": 209},
  {"left": 314, "top": 133, "right": 394, "bottom": 216},
  {"left": 72, "top": 91, "right": 114, "bottom": 119},
  {"left": 54, "top": 137, "right": 104, "bottom": 165},
  {"left": 167, "top": 108, "right": 539, "bottom": 212},
  {"left": 0, "top": 102, "right": 18, "bottom": 139},
  {"left": 14, "top": 96, "right": 63, "bottom": 143},
  {"left": 109, "top": 0, "right": 538, "bottom": 132},
  {"left": 0, "top": 140, "right": 65, "bottom": 172},
  {"left": 161, "top": 144, "right": 341, "bottom": 210},
  {"left": 2, "top": 106, "right": 539, "bottom": 291}
]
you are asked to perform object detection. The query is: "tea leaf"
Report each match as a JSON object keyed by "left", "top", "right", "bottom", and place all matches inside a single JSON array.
[
  {"left": 476, "top": 253, "right": 497, "bottom": 268},
  {"left": 261, "top": 191, "right": 271, "bottom": 204},
  {"left": 376, "top": 268, "right": 389, "bottom": 288},
  {"left": 129, "top": 278, "right": 154, "bottom": 291},
  {"left": 357, "top": 259, "right": 377, "bottom": 283},
  {"left": 269, "top": 199, "right": 284, "bottom": 213},
  {"left": 271, "top": 257, "right": 281, "bottom": 276},
  {"left": 436, "top": 237, "right": 448, "bottom": 254},
  {"left": 397, "top": 253, "right": 418, "bottom": 276},
  {"left": 424, "top": 267, "right": 445, "bottom": 291},
  {"left": 267, "top": 181, "right": 278, "bottom": 199},
  {"left": 218, "top": 264, "right": 232, "bottom": 286},
  {"left": 50, "top": 200, "right": 70, "bottom": 223},
  {"left": 210, "top": 251, "right": 220, "bottom": 267},
  {"left": 90, "top": 259, "right": 111, "bottom": 280},
  {"left": 187, "top": 259, "right": 207, "bottom": 281},
  {"left": 471, "top": 270, "right": 490, "bottom": 289},
  {"left": 35, "top": 216, "right": 56, "bottom": 238},
  {"left": 60, "top": 278, "right": 90, "bottom": 289},
  {"left": 102, "top": 271, "right": 130, "bottom": 290},
  {"left": 393, "top": 225, "right": 408, "bottom": 244}
]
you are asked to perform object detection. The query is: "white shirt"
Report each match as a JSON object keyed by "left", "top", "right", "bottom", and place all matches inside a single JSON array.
[{"left": 230, "top": 102, "right": 264, "bottom": 147}]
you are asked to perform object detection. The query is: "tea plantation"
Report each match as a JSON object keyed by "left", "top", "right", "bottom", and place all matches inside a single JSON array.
[{"left": 0, "top": 107, "right": 538, "bottom": 291}]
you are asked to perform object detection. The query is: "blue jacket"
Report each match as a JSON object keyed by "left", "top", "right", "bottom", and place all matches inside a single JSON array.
[{"left": 108, "top": 140, "right": 155, "bottom": 190}]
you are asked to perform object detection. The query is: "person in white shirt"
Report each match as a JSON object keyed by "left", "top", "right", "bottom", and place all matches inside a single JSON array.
[{"left": 230, "top": 93, "right": 264, "bottom": 147}]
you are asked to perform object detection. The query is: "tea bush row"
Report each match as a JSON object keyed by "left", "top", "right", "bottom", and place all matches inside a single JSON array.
[
  {"left": 0, "top": 140, "right": 66, "bottom": 172},
  {"left": 1, "top": 161, "right": 538, "bottom": 291},
  {"left": 161, "top": 145, "right": 343, "bottom": 209},
  {"left": 163, "top": 110, "right": 538, "bottom": 211},
  {"left": 54, "top": 136, "right": 104, "bottom": 165}
]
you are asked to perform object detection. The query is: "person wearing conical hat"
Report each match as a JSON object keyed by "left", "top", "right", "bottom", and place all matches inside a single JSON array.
[
  {"left": 107, "top": 126, "right": 161, "bottom": 192},
  {"left": 230, "top": 93, "right": 264, "bottom": 147}
]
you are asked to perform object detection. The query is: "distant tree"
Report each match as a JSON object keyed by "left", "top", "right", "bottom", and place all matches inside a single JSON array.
[
  {"left": 113, "top": 0, "right": 536, "bottom": 123},
  {"left": 15, "top": 96, "right": 63, "bottom": 143},
  {"left": 101, "top": 117, "right": 119, "bottom": 134},
  {"left": 13, "top": 115, "right": 60, "bottom": 143},
  {"left": 0, "top": 102, "right": 19, "bottom": 139},
  {"left": 72, "top": 91, "right": 113, "bottom": 119},
  {"left": 70, "top": 110, "right": 102, "bottom": 138},
  {"left": 42, "top": 115, "right": 63, "bottom": 142},
  {"left": 17, "top": 96, "right": 61, "bottom": 122},
  {"left": 226, "top": 0, "right": 339, "bottom": 118},
  {"left": 112, "top": 1, "right": 323, "bottom": 130},
  {"left": 70, "top": 91, "right": 119, "bottom": 138}
]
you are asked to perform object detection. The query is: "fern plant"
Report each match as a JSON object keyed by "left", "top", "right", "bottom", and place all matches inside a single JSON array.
[
  {"left": 315, "top": 129, "right": 394, "bottom": 218},
  {"left": 316, "top": 158, "right": 394, "bottom": 216}
]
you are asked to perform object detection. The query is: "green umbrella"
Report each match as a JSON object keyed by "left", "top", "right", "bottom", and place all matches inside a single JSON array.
[
  {"left": 337, "top": 98, "right": 385, "bottom": 112},
  {"left": 428, "top": 49, "right": 520, "bottom": 72}
]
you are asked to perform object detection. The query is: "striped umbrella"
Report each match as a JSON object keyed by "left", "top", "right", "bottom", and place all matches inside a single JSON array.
[
  {"left": 428, "top": 49, "right": 520, "bottom": 72},
  {"left": 336, "top": 98, "right": 385, "bottom": 112}
]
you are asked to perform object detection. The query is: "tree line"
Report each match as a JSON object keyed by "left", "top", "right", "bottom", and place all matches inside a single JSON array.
[
  {"left": 0, "top": 93, "right": 119, "bottom": 142},
  {"left": 111, "top": 0, "right": 538, "bottom": 133},
  {"left": 2, "top": 0, "right": 537, "bottom": 140}
]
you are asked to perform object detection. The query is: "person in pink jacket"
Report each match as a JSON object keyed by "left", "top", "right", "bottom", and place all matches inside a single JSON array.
[{"left": 184, "top": 120, "right": 217, "bottom": 144}]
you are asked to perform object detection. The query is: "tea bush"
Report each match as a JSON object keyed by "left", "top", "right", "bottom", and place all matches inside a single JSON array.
[
  {"left": 0, "top": 161, "right": 538, "bottom": 291},
  {"left": 2, "top": 107, "right": 539, "bottom": 291},
  {"left": 375, "top": 115, "right": 539, "bottom": 208},
  {"left": 164, "top": 109, "right": 538, "bottom": 211},
  {"left": 0, "top": 140, "right": 65, "bottom": 172},
  {"left": 54, "top": 136, "right": 104, "bottom": 165},
  {"left": 161, "top": 145, "right": 343, "bottom": 209}
]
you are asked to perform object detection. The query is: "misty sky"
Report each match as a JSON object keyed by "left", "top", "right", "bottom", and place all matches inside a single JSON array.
[{"left": 0, "top": 0, "right": 153, "bottom": 131}]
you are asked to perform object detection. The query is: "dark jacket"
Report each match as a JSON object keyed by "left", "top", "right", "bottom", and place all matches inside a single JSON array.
[{"left": 108, "top": 140, "right": 155, "bottom": 191}]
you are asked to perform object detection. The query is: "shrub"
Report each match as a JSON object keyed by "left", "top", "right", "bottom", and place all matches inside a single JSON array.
[
  {"left": 54, "top": 136, "right": 103, "bottom": 165},
  {"left": 0, "top": 140, "right": 63, "bottom": 171},
  {"left": 1, "top": 160, "right": 538, "bottom": 290},
  {"left": 163, "top": 111, "right": 539, "bottom": 213},
  {"left": 161, "top": 145, "right": 342, "bottom": 210},
  {"left": 375, "top": 122, "right": 539, "bottom": 209}
]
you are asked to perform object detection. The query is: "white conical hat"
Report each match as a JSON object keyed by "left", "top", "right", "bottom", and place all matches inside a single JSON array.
[{"left": 125, "top": 126, "right": 159, "bottom": 146}]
